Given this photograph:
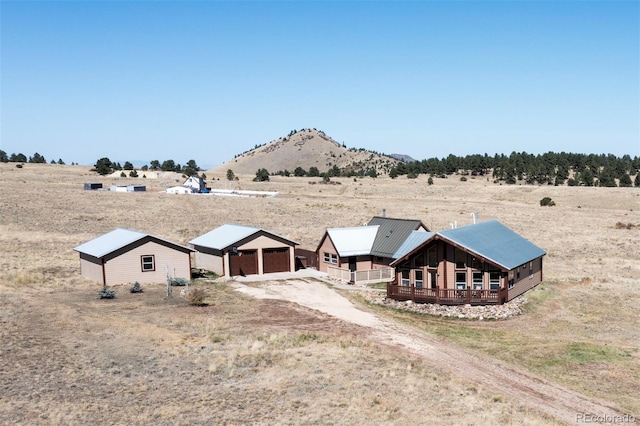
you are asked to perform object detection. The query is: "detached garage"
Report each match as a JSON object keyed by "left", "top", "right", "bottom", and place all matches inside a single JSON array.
[
  {"left": 74, "top": 228, "right": 194, "bottom": 286},
  {"left": 189, "top": 224, "right": 299, "bottom": 278}
]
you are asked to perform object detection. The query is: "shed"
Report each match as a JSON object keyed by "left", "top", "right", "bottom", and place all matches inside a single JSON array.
[
  {"left": 74, "top": 228, "right": 194, "bottom": 286},
  {"left": 83, "top": 183, "right": 103, "bottom": 190},
  {"left": 189, "top": 224, "right": 299, "bottom": 278}
]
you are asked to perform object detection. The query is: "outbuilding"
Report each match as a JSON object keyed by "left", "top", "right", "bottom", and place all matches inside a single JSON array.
[
  {"left": 189, "top": 224, "right": 299, "bottom": 278},
  {"left": 74, "top": 228, "right": 194, "bottom": 286}
]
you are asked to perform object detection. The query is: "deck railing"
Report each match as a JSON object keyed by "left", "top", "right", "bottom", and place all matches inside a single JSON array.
[
  {"left": 386, "top": 283, "right": 507, "bottom": 305},
  {"left": 327, "top": 266, "right": 395, "bottom": 285}
]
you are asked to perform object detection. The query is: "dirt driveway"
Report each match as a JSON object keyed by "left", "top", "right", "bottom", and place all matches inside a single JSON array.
[{"left": 231, "top": 278, "right": 628, "bottom": 425}]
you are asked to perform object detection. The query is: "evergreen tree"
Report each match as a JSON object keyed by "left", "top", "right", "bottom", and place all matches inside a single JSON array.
[
  {"left": 253, "top": 168, "right": 270, "bottom": 182},
  {"left": 94, "top": 157, "right": 113, "bottom": 175}
]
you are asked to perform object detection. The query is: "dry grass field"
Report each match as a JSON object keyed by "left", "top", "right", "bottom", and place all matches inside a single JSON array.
[{"left": 1, "top": 163, "right": 639, "bottom": 425}]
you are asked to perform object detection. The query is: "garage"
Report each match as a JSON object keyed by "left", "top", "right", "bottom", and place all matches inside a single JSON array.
[
  {"left": 262, "top": 248, "right": 291, "bottom": 273},
  {"left": 229, "top": 250, "right": 258, "bottom": 276},
  {"left": 189, "top": 224, "right": 300, "bottom": 279}
]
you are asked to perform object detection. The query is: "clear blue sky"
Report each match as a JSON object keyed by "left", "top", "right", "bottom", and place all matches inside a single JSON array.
[{"left": 2, "top": 1, "right": 638, "bottom": 168}]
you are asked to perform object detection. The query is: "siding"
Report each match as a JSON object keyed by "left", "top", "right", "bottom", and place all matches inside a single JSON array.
[
  {"left": 507, "top": 257, "right": 543, "bottom": 301},
  {"left": 79, "top": 253, "right": 104, "bottom": 284},
  {"left": 195, "top": 252, "right": 224, "bottom": 275},
  {"left": 103, "top": 241, "right": 191, "bottom": 285},
  {"left": 317, "top": 236, "right": 339, "bottom": 272}
]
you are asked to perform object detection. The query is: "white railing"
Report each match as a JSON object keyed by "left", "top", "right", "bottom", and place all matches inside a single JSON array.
[{"left": 327, "top": 266, "right": 395, "bottom": 285}]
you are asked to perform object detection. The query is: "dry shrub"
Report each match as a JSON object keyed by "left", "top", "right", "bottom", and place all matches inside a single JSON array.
[
  {"left": 614, "top": 222, "right": 637, "bottom": 230},
  {"left": 185, "top": 287, "right": 207, "bottom": 306}
]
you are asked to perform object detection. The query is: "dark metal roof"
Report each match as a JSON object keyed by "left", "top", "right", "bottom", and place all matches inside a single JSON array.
[
  {"left": 438, "top": 220, "right": 546, "bottom": 270},
  {"left": 367, "top": 216, "right": 427, "bottom": 259}
]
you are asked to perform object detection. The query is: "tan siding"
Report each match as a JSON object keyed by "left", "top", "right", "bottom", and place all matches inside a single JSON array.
[
  {"left": 104, "top": 241, "right": 191, "bottom": 286},
  {"left": 239, "top": 235, "right": 291, "bottom": 250},
  {"left": 79, "top": 257, "right": 104, "bottom": 284},
  {"left": 195, "top": 252, "right": 224, "bottom": 275}
]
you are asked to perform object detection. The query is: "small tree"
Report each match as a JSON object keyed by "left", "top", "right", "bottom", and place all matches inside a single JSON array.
[
  {"left": 427, "top": 177, "right": 434, "bottom": 185},
  {"left": 253, "top": 168, "right": 270, "bottom": 182},
  {"left": 130, "top": 282, "right": 143, "bottom": 293},
  {"left": 539, "top": 197, "right": 555, "bottom": 207},
  {"left": 129, "top": 170, "right": 138, "bottom": 177},
  {"left": 94, "top": 157, "right": 113, "bottom": 175},
  {"left": 98, "top": 287, "right": 116, "bottom": 299},
  {"left": 226, "top": 169, "right": 236, "bottom": 181}
]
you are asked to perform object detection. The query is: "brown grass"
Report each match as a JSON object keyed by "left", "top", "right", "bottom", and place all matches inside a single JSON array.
[{"left": 1, "top": 162, "right": 639, "bottom": 424}]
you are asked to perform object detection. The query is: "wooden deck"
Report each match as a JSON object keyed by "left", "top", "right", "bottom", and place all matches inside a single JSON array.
[{"left": 387, "top": 283, "right": 508, "bottom": 305}]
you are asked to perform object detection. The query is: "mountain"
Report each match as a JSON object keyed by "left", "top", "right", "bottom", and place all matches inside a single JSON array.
[
  {"left": 389, "top": 154, "right": 416, "bottom": 163},
  {"left": 209, "top": 129, "right": 399, "bottom": 176}
]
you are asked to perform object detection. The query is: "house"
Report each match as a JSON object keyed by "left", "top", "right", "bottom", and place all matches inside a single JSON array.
[
  {"left": 183, "top": 175, "right": 207, "bottom": 193},
  {"left": 74, "top": 228, "right": 194, "bottom": 286},
  {"left": 387, "top": 220, "right": 546, "bottom": 305},
  {"left": 189, "top": 224, "right": 299, "bottom": 278},
  {"left": 166, "top": 185, "right": 197, "bottom": 194},
  {"left": 316, "top": 216, "right": 429, "bottom": 284}
]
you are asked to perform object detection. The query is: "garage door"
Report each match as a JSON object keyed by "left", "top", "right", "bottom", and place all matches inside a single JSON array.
[
  {"left": 262, "top": 248, "right": 291, "bottom": 274},
  {"left": 229, "top": 250, "right": 258, "bottom": 276}
]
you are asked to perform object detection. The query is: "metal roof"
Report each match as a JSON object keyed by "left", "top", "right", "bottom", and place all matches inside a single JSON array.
[
  {"left": 189, "top": 224, "right": 299, "bottom": 250},
  {"left": 73, "top": 228, "right": 194, "bottom": 258},
  {"left": 326, "top": 225, "right": 379, "bottom": 257},
  {"left": 393, "top": 230, "right": 435, "bottom": 259},
  {"left": 438, "top": 220, "right": 546, "bottom": 270},
  {"left": 367, "top": 216, "right": 426, "bottom": 258}
]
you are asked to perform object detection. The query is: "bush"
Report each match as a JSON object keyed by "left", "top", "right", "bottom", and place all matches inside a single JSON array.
[
  {"left": 130, "top": 281, "right": 143, "bottom": 293},
  {"left": 185, "top": 287, "right": 207, "bottom": 306},
  {"left": 98, "top": 287, "right": 116, "bottom": 299},
  {"left": 540, "top": 197, "right": 555, "bottom": 207},
  {"left": 169, "top": 277, "right": 190, "bottom": 286}
]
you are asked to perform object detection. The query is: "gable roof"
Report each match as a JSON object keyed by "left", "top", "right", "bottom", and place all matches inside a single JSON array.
[
  {"left": 391, "top": 220, "right": 546, "bottom": 270},
  {"left": 189, "top": 224, "right": 299, "bottom": 250},
  {"left": 326, "top": 225, "right": 380, "bottom": 257},
  {"left": 74, "top": 228, "right": 194, "bottom": 258},
  {"left": 393, "top": 230, "right": 435, "bottom": 259},
  {"left": 367, "top": 216, "right": 428, "bottom": 258},
  {"left": 438, "top": 220, "right": 546, "bottom": 270}
]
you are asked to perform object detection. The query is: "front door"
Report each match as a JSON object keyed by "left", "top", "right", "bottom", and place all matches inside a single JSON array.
[{"left": 348, "top": 256, "right": 356, "bottom": 283}]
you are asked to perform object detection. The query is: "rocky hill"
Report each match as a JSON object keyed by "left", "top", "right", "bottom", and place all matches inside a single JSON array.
[{"left": 209, "top": 129, "right": 399, "bottom": 176}]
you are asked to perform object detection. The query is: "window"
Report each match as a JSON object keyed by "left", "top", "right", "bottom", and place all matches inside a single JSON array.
[
  {"left": 508, "top": 270, "right": 515, "bottom": 289},
  {"left": 414, "top": 270, "right": 423, "bottom": 288},
  {"left": 141, "top": 255, "right": 155, "bottom": 272},
  {"left": 430, "top": 271, "right": 437, "bottom": 289},
  {"left": 516, "top": 267, "right": 521, "bottom": 279},
  {"left": 323, "top": 252, "right": 338, "bottom": 264},
  {"left": 413, "top": 254, "right": 425, "bottom": 268},
  {"left": 489, "top": 272, "right": 500, "bottom": 292},
  {"left": 529, "top": 261, "right": 533, "bottom": 278},
  {"left": 455, "top": 272, "right": 467, "bottom": 289},
  {"left": 471, "top": 256, "right": 483, "bottom": 270},
  {"left": 472, "top": 272, "right": 483, "bottom": 290},
  {"left": 427, "top": 246, "right": 437, "bottom": 267},
  {"left": 455, "top": 248, "right": 466, "bottom": 269},
  {"left": 401, "top": 270, "right": 410, "bottom": 286}
]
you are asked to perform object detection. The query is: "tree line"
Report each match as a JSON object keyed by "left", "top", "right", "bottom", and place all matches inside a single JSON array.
[
  {"left": 389, "top": 152, "right": 640, "bottom": 187},
  {"left": 92, "top": 157, "right": 201, "bottom": 177},
  {"left": 0, "top": 150, "right": 70, "bottom": 165}
]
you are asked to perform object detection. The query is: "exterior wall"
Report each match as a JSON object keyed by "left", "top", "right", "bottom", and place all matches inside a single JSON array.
[
  {"left": 317, "top": 235, "right": 340, "bottom": 272},
  {"left": 79, "top": 253, "right": 105, "bottom": 284},
  {"left": 195, "top": 252, "right": 224, "bottom": 275},
  {"left": 103, "top": 241, "right": 191, "bottom": 285},
  {"left": 507, "top": 257, "right": 543, "bottom": 301}
]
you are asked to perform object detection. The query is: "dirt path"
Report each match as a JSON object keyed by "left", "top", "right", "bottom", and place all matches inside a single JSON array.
[{"left": 232, "top": 279, "right": 628, "bottom": 425}]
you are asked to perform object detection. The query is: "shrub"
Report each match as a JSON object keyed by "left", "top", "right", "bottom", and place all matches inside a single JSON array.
[
  {"left": 130, "top": 281, "right": 143, "bottom": 293},
  {"left": 170, "top": 277, "right": 190, "bottom": 286},
  {"left": 185, "top": 287, "right": 207, "bottom": 306},
  {"left": 427, "top": 177, "right": 434, "bottom": 185},
  {"left": 98, "top": 287, "right": 116, "bottom": 299},
  {"left": 540, "top": 197, "right": 555, "bottom": 207},
  {"left": 460, "top": 176, "right": 467, "bottom": 182}
]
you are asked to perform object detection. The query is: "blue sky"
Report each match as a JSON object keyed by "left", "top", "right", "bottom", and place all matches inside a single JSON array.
[{"left": 1, "top": 1, "right": 638, "bottom": 168}]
